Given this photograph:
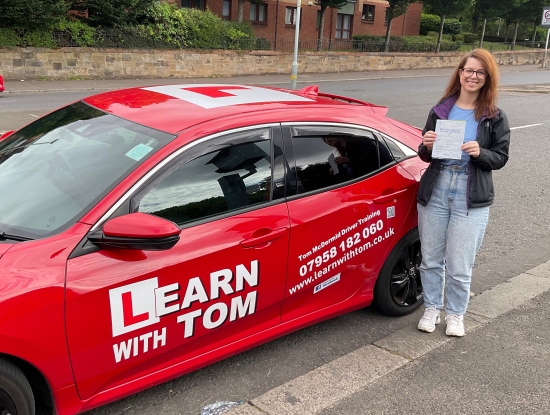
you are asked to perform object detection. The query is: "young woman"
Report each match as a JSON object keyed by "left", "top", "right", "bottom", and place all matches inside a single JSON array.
[{"left": 416, "top": 49, "right": 511, "bottom": 336}]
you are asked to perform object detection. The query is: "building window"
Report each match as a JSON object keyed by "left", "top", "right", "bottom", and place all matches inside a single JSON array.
[
  {"left": 335, "top": 14, "right": 352, "bottom": 39},
  {"left": 385, "top": 8, "right": 390, "bottom": 23},
  {"left": 181, "top": 0, "right": 205, "bottom": 11},
  {"left": 222, "top": 0, "right": 231, "bottom": 18},
  {"left": 285, "top": 6, "right": 297, "bottom": 25},
  {"left": 362, "top": 4, "right": 374, "bottom": 22},
  {"left": 250, "top": 3, "right": 267, "bottom": 23}
]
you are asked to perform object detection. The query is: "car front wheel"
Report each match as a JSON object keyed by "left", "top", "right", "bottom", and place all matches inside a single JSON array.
[
  {"left": 373, "top": 228, "right": 423, "bottom": 316},
  {"left": 0, "top": 359, "right": 34, "bottom": 415}
]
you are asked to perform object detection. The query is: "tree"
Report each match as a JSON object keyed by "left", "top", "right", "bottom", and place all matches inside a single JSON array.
[
  {"left": 0, "top": 0, "right": 70, "bottom": 28},
  {"left": 497, "top": 0, "right": 530, "bottom": 49},
  {"left": 71, "top": 0, "right": 156, "bottom": 27},
  {"left": 315, "top": 0, "right": 348, "bottom": 51},
  {"left": 383, "top": 0, "right": 416, "bottom": 52},
  {"left": 422, "top": 0, "right": 470, "bottom": 53},
  {"left": 475, "top": 0, "right": 527, "bottom": 48},
  {"left": 523, "top": 0, "right": 547, "bottom": 47}
]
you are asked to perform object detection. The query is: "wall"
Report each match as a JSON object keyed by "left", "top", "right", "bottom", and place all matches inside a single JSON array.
[{"left": 0, "top": 48, "right": 544, "bottom": 80}]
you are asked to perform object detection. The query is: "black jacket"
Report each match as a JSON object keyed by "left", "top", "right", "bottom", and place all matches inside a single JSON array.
[{"left": 417, "top": 95, "right": 511, "bottom": 208}]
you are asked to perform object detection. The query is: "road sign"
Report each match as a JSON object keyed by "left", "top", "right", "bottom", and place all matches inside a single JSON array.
[{"left": 542, "top": 6, "right": 550, "bottom": 29}]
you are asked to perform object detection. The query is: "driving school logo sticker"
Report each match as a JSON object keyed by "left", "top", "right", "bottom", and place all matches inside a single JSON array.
[
  {"left": 141, "top": 85, "right": 314, "bottom": 109},
  {"left": 108, "top": 260, "right": 260, "bottom": 363}
]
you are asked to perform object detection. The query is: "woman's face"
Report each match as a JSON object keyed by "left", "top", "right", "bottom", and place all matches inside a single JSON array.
[{"left": 459, "top": 57, "right": 487, "bottom": 95}]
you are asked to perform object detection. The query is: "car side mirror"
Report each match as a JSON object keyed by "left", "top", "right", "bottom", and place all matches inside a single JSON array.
[
  {"left": 88, "top": 212, "right": 181, "bottom": 251},
  {"left": 0, "top": 130, "right": 15, "bottom": 141}
]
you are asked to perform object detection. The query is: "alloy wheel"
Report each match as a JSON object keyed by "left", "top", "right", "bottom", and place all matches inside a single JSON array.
[{"left": 389, "top": 238, "right": 422, "bottom": 308}]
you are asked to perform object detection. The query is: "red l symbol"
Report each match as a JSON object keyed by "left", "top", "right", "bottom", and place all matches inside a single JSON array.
[
  {"left": 182, "top": 86, "right": 248, "bottom": 98},
  {"left": 121, "top": 291, "right": 149, "bottom": 326}
]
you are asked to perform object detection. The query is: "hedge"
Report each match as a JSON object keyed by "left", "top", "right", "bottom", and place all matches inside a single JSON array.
[{"left": 0, "top": 3, "right": 255, "bottom": 50}]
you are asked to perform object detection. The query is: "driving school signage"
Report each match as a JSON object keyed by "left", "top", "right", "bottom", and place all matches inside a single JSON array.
[{"left": 542, "top": 6, "right": 550, "bottom": 29}]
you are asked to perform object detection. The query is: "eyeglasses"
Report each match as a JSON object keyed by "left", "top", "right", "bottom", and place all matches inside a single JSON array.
[{"left": 460, "top": 68, "right": 487, "bottom": 79}]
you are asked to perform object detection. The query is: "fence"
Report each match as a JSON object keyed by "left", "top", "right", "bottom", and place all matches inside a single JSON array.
[{"left": 14, "top": 31, "right": 546, "bottom": 53}]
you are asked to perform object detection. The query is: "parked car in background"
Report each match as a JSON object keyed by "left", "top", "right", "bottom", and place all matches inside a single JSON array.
[
  {"left": 0, "top": 75, "right": 4, "bottom": 92},
  {"left": 0, "top": 84, "right": 425, "bottom": 415}
]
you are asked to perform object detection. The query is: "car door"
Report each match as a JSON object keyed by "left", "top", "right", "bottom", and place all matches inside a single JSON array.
[
  {"left": 281, "top": 124, "right": 416, "bottom": 322},
  {"left": 65, "top": 125, "right": 290, "bottom": 400}
]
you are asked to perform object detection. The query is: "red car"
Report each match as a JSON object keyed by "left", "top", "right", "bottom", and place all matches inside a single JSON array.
[
  {"left": 0, "top": 75, "right": 4, "bottom": 93},
  {"left": 0, "top": 84, "right": 425, "bottom": 415}
]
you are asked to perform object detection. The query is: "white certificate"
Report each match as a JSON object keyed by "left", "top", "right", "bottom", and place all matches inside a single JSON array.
[
  {"left": 432, "top": 120, "right": 466, "bottom": 160},
  {"left": 328, "top": 153, "right": 339, "bottom": 175}
]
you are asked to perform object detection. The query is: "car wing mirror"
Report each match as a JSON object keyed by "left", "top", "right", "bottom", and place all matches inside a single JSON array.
[{"left": 88, "top": 212, "right": 181, "bottom": 251}]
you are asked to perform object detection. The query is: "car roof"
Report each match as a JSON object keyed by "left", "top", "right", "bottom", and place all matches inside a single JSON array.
[{"left": 82, "top": 84, "right": 388, "bottom": 134}]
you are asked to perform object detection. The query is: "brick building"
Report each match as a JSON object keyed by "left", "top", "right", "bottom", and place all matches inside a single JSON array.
[{"left": 169, "top": 0, "right": 422, "bottom": 46}]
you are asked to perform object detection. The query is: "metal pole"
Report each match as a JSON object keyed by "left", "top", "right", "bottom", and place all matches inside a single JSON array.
[
  {"left": 544, "top": 28, "right": 550, "bottom": 69},
  {"left": 290, "top": 0, "right": 301, "bottom": 89}
]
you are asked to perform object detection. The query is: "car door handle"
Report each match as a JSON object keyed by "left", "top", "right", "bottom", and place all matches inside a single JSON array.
[
  {"left": 373, "top": 189, "right": 408, "bottom": 204},
  {"left": 240, "top": 227, "right": 288, "bottom": 248},
  {"left": 346, "top": 194, "right": 374, "bottom": 203}
]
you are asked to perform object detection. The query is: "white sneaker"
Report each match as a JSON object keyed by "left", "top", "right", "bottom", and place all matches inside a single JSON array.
[
  {"left": 417, "top": 307, "right": 440, "bottom": 333},
  {"left": 445, "top": 314, "right": 465, "bottom": 337}
]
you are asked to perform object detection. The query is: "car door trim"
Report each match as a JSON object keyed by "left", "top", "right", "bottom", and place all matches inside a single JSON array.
[{"left": 282, "top": 121, "right": 417, "bottom": 157}]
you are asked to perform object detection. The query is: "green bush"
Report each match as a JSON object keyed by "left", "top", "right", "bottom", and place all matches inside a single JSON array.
[
  {"left": 444, "top": 19, "right": 462, "bottom": 35},
  {"left": 535, "top": 27, "right": 547, "bottom": 41},
  {"left": 55, "top": 20, "right": 96, "bottom": 47},
  {"left": 421, "top": 14, "right": 462, "bottom": 36},
  {"left": 21, "top": 30, "right": 56, "bottom": 48},
  {"left": 420, "top": 14, "right": 440, "bottom": 35},
  {"left": 141, "top": 3, "right": 255, "bottom": 49},
  {"left": 0, "top": 29, "right": 20, "bottom": 48},
  {"left": 352, "top": 33, "right": 462, "bottom": 52},
  {"left": 463, "top": 32, "right": 477, "bottom": 43},
  {"left": 0, "top": 28, "right": 56, "bottom": 48}
]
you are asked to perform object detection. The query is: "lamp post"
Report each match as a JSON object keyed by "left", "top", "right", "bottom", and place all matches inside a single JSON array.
[
  {"left": 544, "top": 28, "right": 550, "bottom": 69},
  {"left": 290, "top": 0, "right": 302, "bottom": 89},
  {"left": 543, "top": 7, "right": 550, "bottom": 69}
]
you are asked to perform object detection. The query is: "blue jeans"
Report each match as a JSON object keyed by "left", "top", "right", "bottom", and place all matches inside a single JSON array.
[{"left": 417, "top": 165, "right": 490, "bottom": 315}]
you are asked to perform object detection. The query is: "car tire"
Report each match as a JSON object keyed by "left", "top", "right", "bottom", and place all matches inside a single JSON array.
[
  {"left": 373, "top": 228, "right": 423, "bottom": 316},
  {"left": 0, "top": 358, "right": 34, "bottom": 415}
]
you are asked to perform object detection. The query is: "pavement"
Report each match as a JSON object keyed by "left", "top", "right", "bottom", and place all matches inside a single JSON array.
[
  {"left": 1, "top": 64, "right": 547, "bottom": 94},
  {"left": 225, "top": 260, "right": 550, "bottom": 415}
]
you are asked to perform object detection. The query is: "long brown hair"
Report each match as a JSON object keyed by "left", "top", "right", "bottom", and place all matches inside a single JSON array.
[{"left": 442, "top": 49, "right": 500, "bottom": 120}]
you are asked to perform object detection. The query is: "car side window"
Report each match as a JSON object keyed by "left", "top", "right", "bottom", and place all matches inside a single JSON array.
[
  {"left": 136, "top": 131, "right": 273, "bottom": 226},
  {"left": 381, "top": 135, "right": 406, "bottom": 161},
  {"left": 290, "top": 128, "right": 393, "bottom": 194}
]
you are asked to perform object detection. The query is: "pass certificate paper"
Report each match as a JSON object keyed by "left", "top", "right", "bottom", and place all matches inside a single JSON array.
[
  {"left": 328, "top": 153, "right": 339, "bottom": 175},
  {"left": 432, "top": 119, "right": 466, "bottom": 160}
]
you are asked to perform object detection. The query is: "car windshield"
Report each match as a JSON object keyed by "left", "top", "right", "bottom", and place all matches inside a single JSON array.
[{"left": 0, "top": 101, "right": 174, "bottom": 240}]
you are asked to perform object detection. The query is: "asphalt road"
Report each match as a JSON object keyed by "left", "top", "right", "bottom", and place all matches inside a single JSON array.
[{"left": 3, "top": 68, "right": 549, "bottom": 415}]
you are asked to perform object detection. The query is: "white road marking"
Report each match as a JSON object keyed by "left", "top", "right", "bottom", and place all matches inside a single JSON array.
[
  {"left": 29, "top": 114, "right": 39, "bottom": 118},
  {"left": 511, "top": 123, "right": 543, "bottom": 130},
  {"left": 0, "top": 100, "right": 16, "bottom": 103}
]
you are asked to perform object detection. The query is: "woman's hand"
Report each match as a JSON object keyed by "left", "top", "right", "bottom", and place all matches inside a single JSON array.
[
  {"left": 422, "top": 131, "right": 436, "bottom": 152},
  {"left": 462, "top": 141, "right": 480, "bottom": 158},
  {"left": 334, "top": 156, "right": 349, "bottom": 164}
]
